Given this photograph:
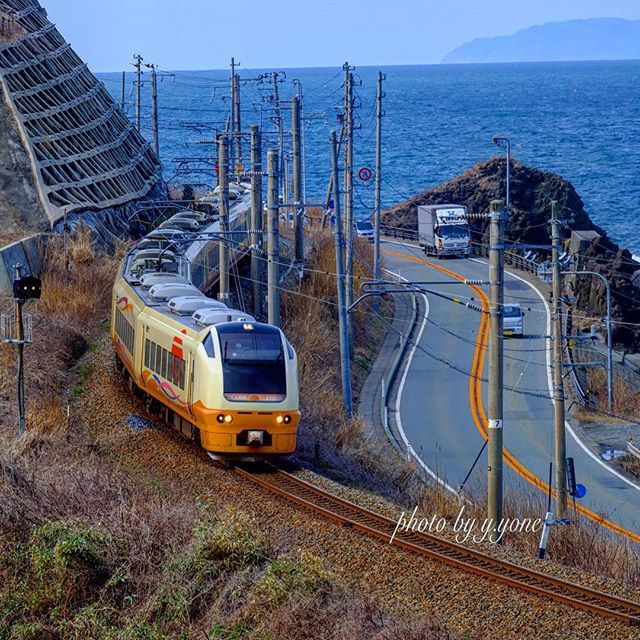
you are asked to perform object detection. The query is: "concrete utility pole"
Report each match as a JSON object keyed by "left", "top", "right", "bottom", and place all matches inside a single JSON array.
[
  {"left": 120, "top": 71, "right": 126, "bottom": 110},
  {"left": 150, "top": 65, "right": 159, "bottom": 157},
  {"left": 271, "top": 73, "right": 285, "bottom": 199},
  {"left": 322, "top": 125, "right": 344, "bottom": 227},
  {"left": 133, "top": 54, "right": 143, "bottom": 131},
  {"left": 331, "top": 130, "right": 353, "bottom": 419},
  {"left": 551, "top": 200, "right": 568, "bottom": 517},
  {"left": 373, "top": 71, "right": 384, "bottom": 285},
  {"left": 487, "top": 199, "right": 506, "bottom": 542},
  {"left": 218, "top": 135, "right": 230, "bottom": 304},
  {"left": 229, "top": 57, "right": 236, "bottom": 178},
  {"left": 293, "top": 79, "right": 307, "bottom": 204},
  {"left": 233, "top": 73, "right": 242, "bottom": 174},
  {"left": 292, "top": 96, "right": 304, "bottom": 262},
  {"left": 250, "top": 125, "right": 264, "bottom": 318},
  {"left": 493, "top": 136, "right": 511, "bottom": 216},
  {"left": 267, "top": 149, "right": 280, "bottom": 327},
  {"left": 343, "top": 63, "right": 354, "bottom": 342}
]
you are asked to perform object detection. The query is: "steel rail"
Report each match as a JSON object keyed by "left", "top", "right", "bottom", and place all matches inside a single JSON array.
[{"left": 235, "top": 465, "right": 640, "bottom": 624}]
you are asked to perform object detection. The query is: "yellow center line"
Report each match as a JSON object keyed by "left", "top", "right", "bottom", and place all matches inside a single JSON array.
[{"left": 384, "top": 248, "right": 640, "bottom": 543}]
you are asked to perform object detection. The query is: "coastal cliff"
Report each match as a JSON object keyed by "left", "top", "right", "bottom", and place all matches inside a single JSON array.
[{"left": 382, "top": 158, "right": 640, "bottom": 349}]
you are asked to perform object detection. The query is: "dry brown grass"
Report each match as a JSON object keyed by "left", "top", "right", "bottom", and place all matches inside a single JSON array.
[
  {"left": 38, "top": 226, "right": 124, "bottom": 325},
  {"left": 584, "top": 366, "right": 640, "bottom": 420}
]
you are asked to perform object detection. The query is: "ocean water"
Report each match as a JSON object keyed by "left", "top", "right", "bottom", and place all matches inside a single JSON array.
[{"left": 99, "top": 60, "right": 640, "bottom": 253}]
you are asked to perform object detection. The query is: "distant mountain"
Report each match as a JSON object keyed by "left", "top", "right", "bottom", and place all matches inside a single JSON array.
[{"left": 443, "top": 18, "right": 640, "bottom": 64}]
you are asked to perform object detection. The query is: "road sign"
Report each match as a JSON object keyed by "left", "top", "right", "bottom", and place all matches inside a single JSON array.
[
  {"left": 358, "top": 167, "right": 372, "bottom": 182},
  {"left": 575, "top": 484, "right": 587, "bottom": 499}
]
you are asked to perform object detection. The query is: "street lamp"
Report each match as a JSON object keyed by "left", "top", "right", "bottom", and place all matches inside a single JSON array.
[{"left": 492, "top": 136, "right": 511, "bottom": 216}]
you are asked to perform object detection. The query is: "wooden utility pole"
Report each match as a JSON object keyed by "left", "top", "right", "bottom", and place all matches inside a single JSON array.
[
  {"left": 487, "top": 199, "right": 506, "bottom": 542},
  {"left": 150, "top": 65, "right": 159, "bottom": 157},
  {"left": 133, "top": 54, "right": 143, "bottom": 131},
  {"left": 331, "top": 130, "right": 353, "bottom": 419},
  {"left": 373, "top": 71, "right": 384, "bottom": 285},
  {"left": 120, "top": 71, "right": 126, "bottom": 110},
  {"left": 250, "top": 125, "right": 264, "bottom": 318},
  {"left": 267, "top": 148, "right": 280, "bottom": 327},
  {"left": 292, "top": 96, "right": 304, "bottom": 262},
  {"left": 343, "top": 63, "right": 354, "bottom": 343},
  {"left": 551, "top": 200, "right": 568, "bottom": 517},
  {"left": 218, "top": 135, "right": 230, "bottom": 304}
]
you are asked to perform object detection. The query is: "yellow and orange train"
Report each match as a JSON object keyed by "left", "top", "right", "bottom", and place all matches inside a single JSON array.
[{"left": 111, "top": 192, "right": 300, "bottom": 460}]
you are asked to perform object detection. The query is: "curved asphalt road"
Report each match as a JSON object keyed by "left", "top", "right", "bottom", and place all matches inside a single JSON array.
[{"left": 383, "top": 240, "right": 640, "bottom": 538}]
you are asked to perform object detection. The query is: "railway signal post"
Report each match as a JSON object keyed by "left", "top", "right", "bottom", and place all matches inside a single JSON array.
[
  {"left": 551, "top": 201, "right": 568, "bottom": 517},
  {"left": 1, "top": 265, "right": 40, "bottom": 438},
  {"left": 267, "top": 148, "right": 280, "bottom": 327},
  {"left": 250, "top": 125, "right": 264, "bottom": 318},
  {"left": 330, "top": 129, "right": 353, "bottom": 418},
  {"left": 218, "top": 135, "right": 231, "bottom": 305},
  {"left": 487, "top": 199, "right": 506, "bottom": 542},
  {"left": 292, "top": 96, "right": 304, "bottom": 263}
]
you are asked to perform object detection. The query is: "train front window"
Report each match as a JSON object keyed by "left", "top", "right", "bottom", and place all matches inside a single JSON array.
[{"left": 218, "top": 325, "right": 286, "bottom": 401}]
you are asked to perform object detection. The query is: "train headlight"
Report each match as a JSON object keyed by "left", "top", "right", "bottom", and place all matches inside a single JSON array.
[
  {"left": 224, "top": 414, "right": 233, "bottom": 423},
  {"left": 276, "top": 415, "right": 284, "bottom": 424},
  {"left": 217, "top": 414, "right": 225, "bottom": 423},
  {"left": 284, "top": 415, "right": 292, "bottom": 424}
]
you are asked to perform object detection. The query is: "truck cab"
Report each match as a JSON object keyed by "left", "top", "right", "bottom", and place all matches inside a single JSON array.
[
  {"left": 418, "top": 205, "right": 471, "bottom": 258},
  {"left": 503, "top": 304, "right": 525, "bottom": 337}
]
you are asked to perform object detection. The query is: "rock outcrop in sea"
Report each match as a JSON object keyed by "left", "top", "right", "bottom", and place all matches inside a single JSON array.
[{"left": 382, "top": 158, "right": 640, "bottom": 349}]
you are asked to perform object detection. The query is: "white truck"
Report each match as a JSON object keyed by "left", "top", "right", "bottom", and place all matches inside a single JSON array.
[{"left": 417, "top": 204, "right": 471, "bottom": 258}]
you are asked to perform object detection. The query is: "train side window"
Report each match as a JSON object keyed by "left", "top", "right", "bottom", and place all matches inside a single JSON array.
[
  {"left": 150, "top": 342, "right": 156, "bottom": 371},
  {"left": 144, "top": 339, "right": 150, "bottom": 368},
  {"left": 155, "top": 344, "right": 162, "bottom": 373},
  {"left": 203, "top": 333, "right": 215, "bottom": 358}
]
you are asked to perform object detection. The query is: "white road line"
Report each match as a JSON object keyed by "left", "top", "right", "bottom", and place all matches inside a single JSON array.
[
  {"left": 383, "top": 264, "right": 459, "bottom": 495},
  {"left": 472, "top": 256, "right": 640, "bottom": 492}
]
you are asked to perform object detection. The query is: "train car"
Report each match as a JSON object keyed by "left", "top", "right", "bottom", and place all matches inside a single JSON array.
[{"left": 110, "top": 191, "right": 300, "bottom": 461}]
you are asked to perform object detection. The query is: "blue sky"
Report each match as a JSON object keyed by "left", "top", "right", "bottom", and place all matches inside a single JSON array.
[{"left": 45, "top": 0, "right": 640, "bottom": 71}]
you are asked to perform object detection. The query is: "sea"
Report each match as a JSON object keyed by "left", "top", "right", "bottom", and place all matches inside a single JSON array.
[{"left": 98, "top": 60, "right": 640, "bottom": 255}]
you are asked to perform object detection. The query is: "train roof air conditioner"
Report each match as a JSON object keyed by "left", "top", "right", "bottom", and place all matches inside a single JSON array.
[
  {"left": 149, "top": 283, "right": 202, "bottom": 302},
  {"left": 193, "top": 309, "right": 256, "bottom": 328},
  {"left": 168, "top": 297, "right": 227, "bottom": 316},
  {"left": 139, "top": 273, "right": 189, "bottom": 289}
]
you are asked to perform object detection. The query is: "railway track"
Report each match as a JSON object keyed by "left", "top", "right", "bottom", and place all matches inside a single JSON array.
[{"left": 235, "top": 464, "right": 640, "bottom": 625}]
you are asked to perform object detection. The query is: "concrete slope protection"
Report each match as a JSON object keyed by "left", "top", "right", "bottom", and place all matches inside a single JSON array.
[{"left": 382, "top": 240, "right": 640, "bottom": 540}]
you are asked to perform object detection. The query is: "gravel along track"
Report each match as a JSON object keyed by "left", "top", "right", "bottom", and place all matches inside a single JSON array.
[
  {"left": 236, "top": 465, "right": 640, "bottom": 625},
  {"left": 81, "top": 338, "right": 640, "bottom": 640}
]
